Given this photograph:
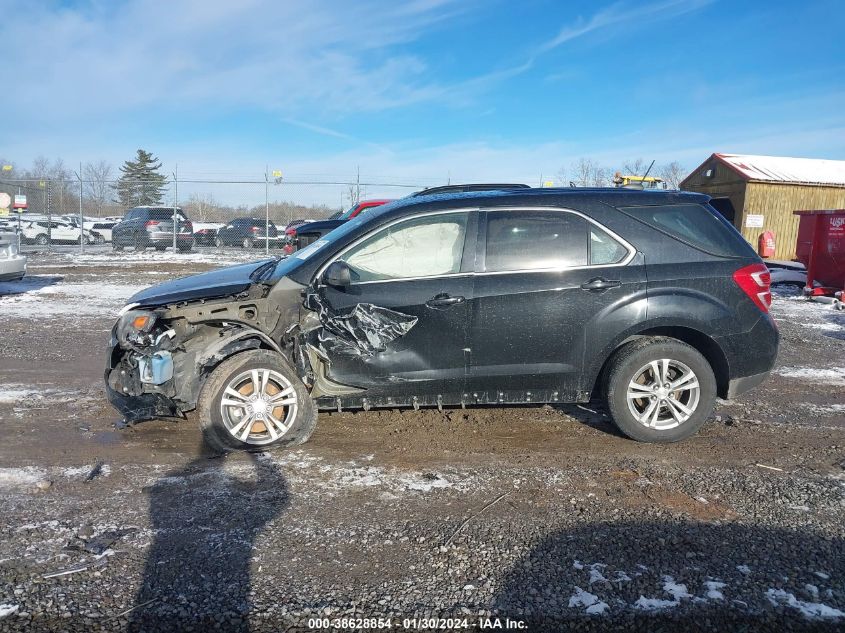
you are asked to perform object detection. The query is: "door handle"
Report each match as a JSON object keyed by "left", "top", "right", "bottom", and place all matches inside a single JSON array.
[
  {"left": 580, "top": 277, "right": 621, "bottom": 291},
  {"left": 426, "top": 293, "right": 465, "bottom": 308}
]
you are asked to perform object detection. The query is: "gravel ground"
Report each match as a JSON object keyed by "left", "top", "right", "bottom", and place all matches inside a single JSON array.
[{"left": 0, "top": 248, "right": 843, "bottom": 632}]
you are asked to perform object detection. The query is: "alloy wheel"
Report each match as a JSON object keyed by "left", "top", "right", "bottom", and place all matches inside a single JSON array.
[
  {"left": 626, "top": 359, "right": 700, "bottom": 430},
  {"left": 219, "top": 368, "right": 298, "bottom": 445}
]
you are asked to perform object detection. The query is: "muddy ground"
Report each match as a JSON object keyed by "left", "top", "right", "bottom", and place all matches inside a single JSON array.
[{"left": 0, "top": 247, "right": 844, "bottom": 632}]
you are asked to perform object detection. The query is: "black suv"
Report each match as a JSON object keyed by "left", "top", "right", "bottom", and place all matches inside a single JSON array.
[
  {"left": 106, "top": 188, "right": 778, "bottom": 451},
  {"left": 112, "top": 207, "right": 194, "bottom": 251},
  {"left": 214, "top": 217, "right": 281, "bottom": 249}
]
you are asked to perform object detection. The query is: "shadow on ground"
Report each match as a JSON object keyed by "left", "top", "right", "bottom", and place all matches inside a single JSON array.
[
  {"left": 494, "top": 520, "right": 844, "bottom": 632},
  {"left": 128, "top": 438, "right": 288, "bottom": 632}
]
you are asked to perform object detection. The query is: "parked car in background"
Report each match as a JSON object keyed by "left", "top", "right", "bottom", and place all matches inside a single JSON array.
[
  {"left": 103, "top": 216, "right": 124, "bottom": 223},
  {"left": 214, "top": 218, "right": 281, "bottom": 248},
  {"left": 20, "top": 220, "right": 98, "bottom": 245},
  {"left": 0, "top": 230, "right": 26, "bottom": 281},
  {"left": 287, "top": 199, "right": 394, "bottom": 250},
  {"left": 193, "top": 222, "right": 224, "bottom": 246},
  {"left": 112, "top": 207, "right": 194, "bottom": 252},
  {"left": 84, "top": 220, "right": 117, "bottom": 243},
  {"left": 105, "top": 187, "right": 778, "bottom": 451}
]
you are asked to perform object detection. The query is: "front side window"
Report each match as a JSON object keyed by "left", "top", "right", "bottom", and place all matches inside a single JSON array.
[
  {"left": 339, "top": 212, "right": 468, "bottom": 282},
  {"left": 485, "top": 210, "right": 589, "bottom": 272}
]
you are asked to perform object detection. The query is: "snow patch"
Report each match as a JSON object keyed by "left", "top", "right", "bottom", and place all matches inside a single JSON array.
[
  {"left": 766, "top": 589, "right": 844, "bottom": 619},
  {"left": 704, "top": 581, "right": 726, "bottom": 601},
  {"left": 0, "top": 604, "right": 19, "bottom": 619},
  {"left": 775, "top": 366, "right": 845, "bottom": 385},
  {"left": 662, "top": 576, "right": 692, "bottom": 601},
  {"left": 0, "top": 279, "right": 146, "bottom": 318},
  {"left": 736, "top": 564, "right": 752, "bottom": 574},
  {"left": 0, "top": 467, "right": 46, "bottom": 489},
  {"left": 568, "top": 587, "right": 609, "bottom": 614},
  {"left": 634, "top": 596, "right": 678, "bottom": 611}
]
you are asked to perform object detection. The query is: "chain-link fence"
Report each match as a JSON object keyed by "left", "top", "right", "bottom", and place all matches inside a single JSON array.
[{"left": 0, "top": 173, "right": 435, "bottom": 256}]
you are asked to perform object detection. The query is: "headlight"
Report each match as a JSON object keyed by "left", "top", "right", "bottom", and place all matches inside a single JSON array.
[{"left": 116, "top": 310, "right": 158, "bottom": 347}]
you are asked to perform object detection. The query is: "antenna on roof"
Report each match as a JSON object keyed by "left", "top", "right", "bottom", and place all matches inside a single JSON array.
[{"left": 641, "top": 159, "right": 655, "bottom": 181}]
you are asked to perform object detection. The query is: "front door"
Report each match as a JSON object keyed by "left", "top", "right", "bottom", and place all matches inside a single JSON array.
[
  {"left": 466, "top": 208, "right": 645, "bottom": 403},
  {"left": 316, "top": 210, "right": 476, "bottom": 402}
]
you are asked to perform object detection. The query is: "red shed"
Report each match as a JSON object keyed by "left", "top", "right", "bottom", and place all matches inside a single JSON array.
[{"left": 793, "top": 209, "right": 845, "bottom": 296}]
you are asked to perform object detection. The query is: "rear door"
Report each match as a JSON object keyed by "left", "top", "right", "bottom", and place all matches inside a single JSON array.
[
  {"left": 466, "top": 207, "right": 645, "bottom": 402},
  {"left": 315, "top": 210, "right": 477, "bottom": 401}
]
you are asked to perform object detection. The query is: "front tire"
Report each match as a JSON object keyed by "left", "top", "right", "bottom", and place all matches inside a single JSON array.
[
  {"left": 243, "top": 237, "right": 254, "bottom": 249},
  {"left": 605, "top": 337, "right": 716, "bottom": 443},
  {"left": 35, "top": 234, "right": 49, "bottom": 246},
  {"left": 133, "top": 234, "right": 145, "bottom": 251},
  {"left": 197, "top": 350, "right": 317, "bottom": 452}
]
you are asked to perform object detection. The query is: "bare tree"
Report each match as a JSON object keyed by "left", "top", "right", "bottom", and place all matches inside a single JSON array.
[
  {"left": 83, "top": 160, "right": 113, "bottom": 217},
  {"left": 570, "top": 158, "right": 597, "bottom": 187},
  {"left": 622, "top": 158, "right": 648, "bottom": 176},
  {"left": 658, "top": 161, "right": 686, "bottom": 189}
]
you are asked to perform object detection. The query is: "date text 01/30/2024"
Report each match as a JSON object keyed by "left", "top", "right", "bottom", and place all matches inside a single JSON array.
[{"left": 307, "top": 617, "right": 527, "bottom": 629}]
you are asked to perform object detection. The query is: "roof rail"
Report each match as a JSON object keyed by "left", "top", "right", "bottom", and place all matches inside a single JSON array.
[{"left": 411, "top": 183, "right": 530, "bottom": 197}]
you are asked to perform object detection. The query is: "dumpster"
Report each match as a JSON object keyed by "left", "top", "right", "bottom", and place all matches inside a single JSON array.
[{"left": 793, "top": 209, "right": 845, "bottom": 299}]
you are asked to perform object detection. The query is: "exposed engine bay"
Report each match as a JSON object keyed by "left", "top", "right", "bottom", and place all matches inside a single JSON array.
[{"left": 106, "top": 274, "right": 419, "bottom": 424}]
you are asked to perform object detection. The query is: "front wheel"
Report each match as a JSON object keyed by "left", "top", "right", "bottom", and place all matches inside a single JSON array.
[
  {"left": 95, "top": 235, "right": 105, "bottom": 245},
  {"left": 605, "top": 337, "right": 716, "bottom": 443},
  {"left": 35, "top": 234, "right": 49, "bottom": 246},
  {"left": 215, "top": 237, "right": 224, "bottom": 248},
  {"left": 133, "top": 234, "right": 145, "bottom": 251},
  {"left": 197, "top": 350, "right": 317, "bottom": 452},
  {"left": 243, "top": 237, "right": 254, "bottom": 249}
]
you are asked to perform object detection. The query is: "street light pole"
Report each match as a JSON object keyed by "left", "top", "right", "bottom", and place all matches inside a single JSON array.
[
  {"left": 78, "top": 162, "right": 84, "bottom": 253},
  {"left": 172, "top": 164, "right": 178, "bottom": 250},
  {"left": 265, "top": 165, "right": 269, "bottom": 256}
]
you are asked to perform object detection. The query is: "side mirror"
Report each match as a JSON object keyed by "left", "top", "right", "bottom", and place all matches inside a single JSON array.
[{"left": 324, "top": 260, "right": 352, "bottom": 288}]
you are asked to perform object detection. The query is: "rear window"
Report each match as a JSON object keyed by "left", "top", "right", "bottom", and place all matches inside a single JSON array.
[
  {"left": 147, "top": 209, "right": 186, "bottom": 221},
  {"left": 619, "top": 203, "right": 753, "bottom": 257}
]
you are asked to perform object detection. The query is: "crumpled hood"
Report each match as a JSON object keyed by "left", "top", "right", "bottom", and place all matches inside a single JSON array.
[{"left": 127, "top": 259, "right": 274, "bottom": 307}]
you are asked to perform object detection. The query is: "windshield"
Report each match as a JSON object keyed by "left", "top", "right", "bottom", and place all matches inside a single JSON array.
[{"left": 270, "top": 211, "right": 376, "bottom": 281}]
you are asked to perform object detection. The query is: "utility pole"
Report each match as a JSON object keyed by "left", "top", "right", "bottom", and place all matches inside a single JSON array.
[
  {"left": 46, "top": 180, "right": 52, "bottom": 250},
  {"left": 78, "top": 162, "right": 84, "bottom": 253},
  {"left": 172, "top": 164, "right": 178, "bottom": 250},
  {"left": 265, "top": 165, "right": 270, "bottom": 256}
]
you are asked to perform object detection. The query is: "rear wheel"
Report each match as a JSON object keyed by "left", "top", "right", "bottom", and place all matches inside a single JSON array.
[
  {"left": 243, "top": 237, "right": 254, "bottom": 249},
  {"left": 35, "top": 234, "right": 49, "bottom": 246},
  {"left": 215, "top": 237, "right": 224, "bottom": 248},
  {"left": 113, "top": 242, "right": 124, "bottom": 251},
  {"left": 95, "top": 234, "right": 105, "bottom": 245},
  {"left": 197, "top": 350, "right": 317, "bottom": 452},
  {"left": 155, "top": 245, "right": 167, "bottom": 251},
  {"left": 605, "top": 337, "right": 716, "bottom": 443},
  {"left": 133, "top": 234, "right": 145, "bottom": 251},
  {"left": 177, "top": 243, "right": 192, "bottom": 252}
]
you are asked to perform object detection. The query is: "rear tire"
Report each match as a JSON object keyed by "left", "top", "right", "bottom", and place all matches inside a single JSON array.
[
  {"left": 155, "top": 245, "right": 167, "bottom": 251},
  {"left": 133, "top": 234, "right": 145, "bottom": 251},
  {"left": 197, "top": 350, "right": 317, "bottom": 452},
  {"left": 605, "top": 337, "right": 716, "bottom": 443},
  {"left": 113, "top": 242, "right": 124, "bottom": 251},
  {"left": 35, "top": 234, "right": 49, "bottom": 246},
  {"left": 243, "top": 237, "right": 254, "bottom": 249},
  {"left": 215, "top": 237, "right": 224, "bottom": 248}
]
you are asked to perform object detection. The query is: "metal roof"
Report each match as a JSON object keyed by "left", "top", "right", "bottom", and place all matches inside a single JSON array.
[{"left": 714, "top": 153, "right": 845, "bottom": 186}]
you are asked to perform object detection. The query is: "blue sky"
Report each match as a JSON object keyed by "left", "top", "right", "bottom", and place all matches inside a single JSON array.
[{"left": 1, "top": 0, "right": 844, "bottom": 203}]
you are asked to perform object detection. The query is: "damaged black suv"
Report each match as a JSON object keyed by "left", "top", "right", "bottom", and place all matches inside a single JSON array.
[{"left": 106, "top": 188, "right": 778, "bottom": 451}]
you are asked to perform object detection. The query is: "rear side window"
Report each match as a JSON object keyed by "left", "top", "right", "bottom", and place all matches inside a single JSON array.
[
  {"left": 620, "top": 204, "right": 752, "bottom": 257},
  {"left": 485, "top": 210, "right": 588, "bottom": 272},
  {"left": 148, "top": 209, "right": 186, "bottom": 221}
]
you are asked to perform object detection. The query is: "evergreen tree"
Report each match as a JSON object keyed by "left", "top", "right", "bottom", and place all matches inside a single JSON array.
[{"left": 114, "top": 149, "right": 168, "bottom": 206}]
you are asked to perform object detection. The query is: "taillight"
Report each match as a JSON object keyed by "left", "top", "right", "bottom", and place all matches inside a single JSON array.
[
  {"left": 733, "top": 263, "right": 771, "bottom": 313},
  {"left": 145, "top": 220, "right": 160, "bottom": 227},
  {"left": 251, "top": 226, "right": 260, "bottom": 233},
  {"left": 286, "top": 227, "right": 296, "bottom": 236}
]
